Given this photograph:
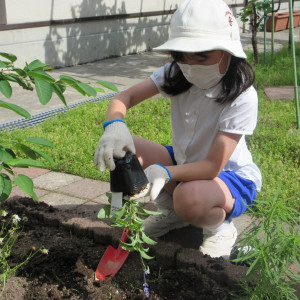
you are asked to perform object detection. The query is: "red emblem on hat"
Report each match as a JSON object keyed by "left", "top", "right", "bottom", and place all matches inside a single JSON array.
[{"left": 225, "top": 11, "right": 233, "bottom": 27}]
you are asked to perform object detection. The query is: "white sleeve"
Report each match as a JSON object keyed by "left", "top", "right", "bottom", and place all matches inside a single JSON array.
[
  {"left": 219, "top": 86, "right": 258, "bottom": 135},
  {"left": 150, "top": 63, "right": 171, "bottom": 99}
]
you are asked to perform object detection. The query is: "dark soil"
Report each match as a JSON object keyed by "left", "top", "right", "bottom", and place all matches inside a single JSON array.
[{"left": 0, "top": 197, "right": 249, "bottom": 300}]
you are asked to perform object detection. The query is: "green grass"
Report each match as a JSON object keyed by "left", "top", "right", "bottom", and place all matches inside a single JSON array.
[
  {"left": 250, "top": 43, "right": 300, "bottom": 89},
  {"left": 0, "top": 98, "right": 172, "bottom": 183},
  {"left": 1, "top": 42, "right": 299, "bottom": 212}
]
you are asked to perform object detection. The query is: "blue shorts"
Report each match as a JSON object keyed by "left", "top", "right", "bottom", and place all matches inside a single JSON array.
[{"left": 163, "top": 145, "right": 257, "bottom": 220}]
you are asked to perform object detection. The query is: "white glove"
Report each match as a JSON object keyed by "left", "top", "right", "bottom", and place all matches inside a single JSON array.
[
  {"left": 94, "top": 120, "right": 135, "bottom": 171},
  {"left": 144, "top": 164, "right": 171, "bottom": 201}
]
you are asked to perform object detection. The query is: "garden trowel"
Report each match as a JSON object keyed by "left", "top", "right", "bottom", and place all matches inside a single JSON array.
[
  {"left": 95, "top": 152, "right": 149, "bottom": 280},
  {"left": 95, "top": 227, "right": 130, "bottom": 280}
]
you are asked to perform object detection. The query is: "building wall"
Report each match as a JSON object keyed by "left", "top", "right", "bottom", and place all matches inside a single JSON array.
[{"left": 0, "top": 0, "right": 298, "bottom": 68}]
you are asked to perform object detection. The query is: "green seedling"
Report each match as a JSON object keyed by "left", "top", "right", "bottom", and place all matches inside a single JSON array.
[
  {"left": 231, "top": 184, "right": 300, "bottom": 299},
  {"left": 98, "top": 193, "right": 160, "bottom": 259},
  {"left": 98, "top": 192, "right": 161, "bottom": 297},
  {"left": 0, "top": 210, "right": 42, "bottom": 295}
]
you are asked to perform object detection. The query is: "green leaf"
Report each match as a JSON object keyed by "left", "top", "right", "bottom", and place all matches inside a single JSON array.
[
  {"left": 140, "top": 250, "right": 154, "bottom": 260},
  {"left": 15, "top": 77, "right": 30, "bottom": 90},
  {"left": 94, "top": 87, "right": 105, "bottom": 93},
  {"left": 0, "top": 173, "right": 12, "bottom": 202},
  {"left": 6, "top": 158, "right": 44, "bottom": 168},
  {"left": 13, "top": 174, "right": 38, "bottom": 201},
  {"left": 3, "top": 73, "right": 19, "bottom": 83},
  {"left": 51, "top": 83, "right": 67, "bottom": 106},
  {"left": 77, "top": 82, "right": 97, "bottom": 97},
  {"left": 0, "top": 100, "right": 31, "bottom": 118},
  {"left": 28, "top": 70, "right": 55, "bottom": 83},
  {"left": 26, "top": 137, "right": 54, "bottom": 148},
  {"left": 142, "top": 208, "right": 162, "bottom": 215},
  {"left": 0, "top": 147, "right": 15, "bottom": 163},
  {"left": 32, "top": 149, "right": 54, "bottom": 164},
  {"left": 141, "top": 232, "right": 157, "bottom": 245},
  {"left": 97, "top": 205, "right": 111, "bottom": 218},
  {"left": 96, "top": 80, "right": 119, "bottom": 92},
  {"left": 59, "top": 75, "right": 78, "bottom": 84},
  {"left": 0, "top": 80, "right": 12, "bottom": 98},
  {"left": 15, "top": 143, "right": 37, "bottom": 160},
  {"left": 0, "top": 60, "right": 10, "bottom": 68},
  {"left": 12, "top": 67, "right": 27, "bottom": 77},
  {"left": 246, "top": 254, "right": 261, "bottom": 276},
  {"left": 68, "top": 82, "right": 86, "bottom": 96},
  {"left": 34, "top": 78, "right": 53, "bottom": 105},
  {"left": 2, "top": 162, "right": 15, "bottom": 175},
  {"left": 55, "top": 81, "right": 67, "bottom": 93},
  {"left": 27, "top": 59, "right": 49, "bottom": 71},
  {"left": 0, "top": 52, "right": 17, "bottom": 63},
  {"left": 59, "top": 76, "right": 86, "bottom": 96}
]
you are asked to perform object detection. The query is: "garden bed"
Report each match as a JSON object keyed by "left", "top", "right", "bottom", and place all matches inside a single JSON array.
[{"left": 1, "top": 197, "right": 250, "bottom": 299}]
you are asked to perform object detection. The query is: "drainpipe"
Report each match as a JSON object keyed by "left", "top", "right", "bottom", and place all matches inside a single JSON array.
[
  {"left": 264, "top": 15, "right": 267, "bottom": 64},
  {"left": 271, "top": 0, "right": 274, "bottom": 59},
  {"left": 288, "top": 0, "right": 299, "bottom": 129}
]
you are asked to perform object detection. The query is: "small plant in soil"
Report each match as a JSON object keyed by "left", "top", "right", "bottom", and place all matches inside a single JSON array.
[
  {"left": 98, "top": 193, "right": 161, "bottom": 298},
  {"left": 231, "top": 184, "right": 300, "bottom": 299},
  {"left": 0, "top": 209, "right": 43, "bottom": 294}
]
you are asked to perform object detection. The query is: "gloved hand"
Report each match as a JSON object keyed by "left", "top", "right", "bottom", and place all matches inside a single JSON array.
[
  {"left": 94, "top": 120, "right": 135, "bottom": 171},
  {"left": 144, "top": 164, "right": 171, "bottom": 201}
]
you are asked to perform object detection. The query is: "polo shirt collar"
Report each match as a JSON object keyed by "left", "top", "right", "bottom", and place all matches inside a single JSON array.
[
  {"left": 204, "top": 82, "right": 223, "bottom": 99},
  {"left": 190, "top": 82, "right": 222, "bottom": 99}
]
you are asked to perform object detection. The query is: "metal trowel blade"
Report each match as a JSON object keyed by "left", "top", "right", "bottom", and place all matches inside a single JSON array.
[{"left": 110, "top": 192, "right": 123, "bottom": 216}]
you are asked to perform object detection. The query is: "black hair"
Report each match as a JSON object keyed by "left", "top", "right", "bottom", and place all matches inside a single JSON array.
[{"left": 161, "top": 51, "right": 255, "bottom": 104}]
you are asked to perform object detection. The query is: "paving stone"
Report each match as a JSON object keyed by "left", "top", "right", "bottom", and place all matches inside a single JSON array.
[
  {"left": 92, "top": 193, "right": 109, "bottom": 204},
  {"left": 39, "top": 192, "right": 86, "bottom": 211},
  {"left": 232, "top": 214, "right": 252, "bottom": 235},
  {"left": 2, "top": 167, "right": 51, "bottom": 181},
  {"left": 264, "top": 86, "right": 300, "bottom": 101},
  {"left": 13, "top": 167, "right": 51, "bottom": 179},
  {"left": 58, "top": 178, "right": 110, "bottom": 200},
  {"left": 9, "top": 186, "right": 50, "bottom": 199},
  {"left": 33, "top": 171, "right": 82, "bottom": 190}
]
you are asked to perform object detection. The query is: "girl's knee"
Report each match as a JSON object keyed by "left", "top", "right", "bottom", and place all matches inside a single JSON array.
[{"left": 173, "top": 182, "right": 207, "bottom": 220}]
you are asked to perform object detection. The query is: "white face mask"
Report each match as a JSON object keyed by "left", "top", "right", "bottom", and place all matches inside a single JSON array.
[{"left": 177, "top": 52, "right": 228, "bottom": 89}]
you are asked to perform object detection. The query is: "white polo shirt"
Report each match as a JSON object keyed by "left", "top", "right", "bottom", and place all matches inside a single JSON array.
[{"left": 150, "top": 64, "right": 262, "bottom": 191}]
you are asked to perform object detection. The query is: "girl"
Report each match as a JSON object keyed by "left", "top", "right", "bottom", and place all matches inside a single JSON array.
[{"left": 94, "top": 0, "right": 262, "bottom": 259}]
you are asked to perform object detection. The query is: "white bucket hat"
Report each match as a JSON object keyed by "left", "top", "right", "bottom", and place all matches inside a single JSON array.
[{"left": 154, "top": 0, "right": 246, "bottom": 58}]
